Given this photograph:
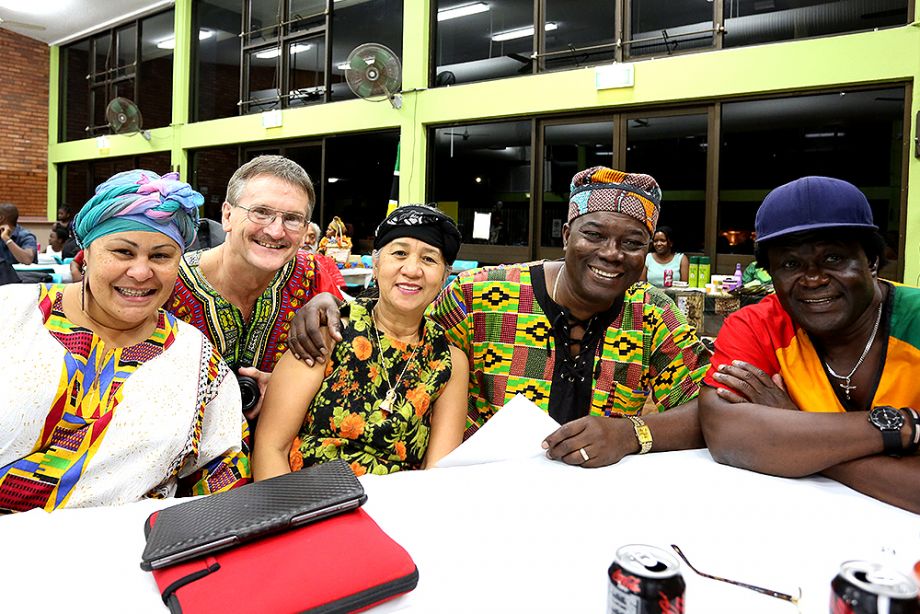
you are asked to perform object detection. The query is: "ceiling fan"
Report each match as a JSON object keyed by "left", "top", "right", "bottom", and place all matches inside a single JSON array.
[{"left": 0, "top": 16, "right": 47, "bottom": 32}]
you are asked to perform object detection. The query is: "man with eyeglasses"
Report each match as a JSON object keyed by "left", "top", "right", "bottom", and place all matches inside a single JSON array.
[
  {"left": 168, "top": 155, "right": 342, "bottom": 420},
  {"left": 292, "top": 166, "right": 709, "bottom": 467}
]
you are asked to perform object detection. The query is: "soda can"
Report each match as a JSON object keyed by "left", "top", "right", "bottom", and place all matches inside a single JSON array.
[
  {"left": 663, "top": 269, "right": 673, "bottom": 288},
  {"left": 608, "top": 544, "right": 685, "bottom": 614},
  {"left": 830, "top": 560, "right": 919, "bottom": 614}
]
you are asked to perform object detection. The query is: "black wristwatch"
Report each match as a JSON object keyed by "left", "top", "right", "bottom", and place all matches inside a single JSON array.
[{"left": 868, "top": 406, "right": 905, "bottom": 457}]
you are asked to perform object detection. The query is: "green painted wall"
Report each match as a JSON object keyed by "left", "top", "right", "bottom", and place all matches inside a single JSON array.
[{"left": 45, "top": 3, "right": 920, "bottom": 281}]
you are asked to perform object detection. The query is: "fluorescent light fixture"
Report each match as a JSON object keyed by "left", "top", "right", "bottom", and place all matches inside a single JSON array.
[
  {"left": 804, "top": 131, "right": 845, "bottom": 138},
  {"left": 491, "top": 22, "right": 556, "bottom": 42},
  {"left": 157, "top": 30, "right": 213, "bottom": 50},
  {"left": 327, "top": 177, "right": 340, "bottom": 183},
  {"left": 336, "top": 62, "right": 350, "bottom": 70},
  {"left": 255, "top": 43, "right": 312, "bottom": 60},
  {"left": 438, "top": 2, "right": 489, "bottom": 22}
]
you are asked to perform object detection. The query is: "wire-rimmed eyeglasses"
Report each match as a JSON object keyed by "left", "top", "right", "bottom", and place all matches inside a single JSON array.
[
  {"left": 234, "top": 204, "right": 308, "bottom": 232},
  {"left": 671, "top": 544, "right": 801, "bottom": 605}
]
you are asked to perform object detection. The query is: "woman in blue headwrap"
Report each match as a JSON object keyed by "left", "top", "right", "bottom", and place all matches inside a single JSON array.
[{"left": 0, "top": 170, "right": 250, "bottom": 513}]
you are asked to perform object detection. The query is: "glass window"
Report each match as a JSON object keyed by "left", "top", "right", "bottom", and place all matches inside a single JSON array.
[
  {"left": 719, "top": 87, "right": 904, "bottom": 275},
  {"left": 723, "top": 0, "right": 909, "bottom": 48},
  {"left": 434, "top": 0, "right": 534, "bottom": 86},
  {"left": 93, "top": 33, "right": 112, "bottom": 82},
  {"left": 248, "top": 0, "right": 281, "bottom": 44},
  {"left": 541, "top": 121, "right": 614, "bottom": 251},
  {"left": 431, "top": 120, "right": 532, "bottom": 260},
  {"left": 289, "top": 0, "right": 326, "bottom": 34},
  {"left": 627, "top": 0, "right": 713, "bottom": 58},
  {"left": 138, "top": 11, "right": 174, "bottom": 130},
  {"left": 625, "top": 113, "right": 708, "bottom": 253},
  {"left": 244, "top": 46, "right": 282, "bottom": 112},
  {"left": 543, "top": 0, "right": 616, "bottom": 70},
  {"left": 194, "top": 0, "right": 243, "bottom": 122},
  {"left": 288, "top": 36, "right": 326, "bottom": 106},
  {"left": 330, "top": 0, "right": 403, "bottom": 102},
  {"left": 60, "top": 152, "right": 174, "bottom": 215},
  {"left": 191, "top": 147, "right": 241, "bottom": 219},
  {"left": 61, "top": 39, "right": 91, "bottom": 141},
  {"left": 116, "top": 26, "right": 137, "bottom": 75}
]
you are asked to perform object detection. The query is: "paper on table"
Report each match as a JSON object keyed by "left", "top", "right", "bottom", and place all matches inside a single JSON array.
[
  {"left": 435, "top": 394, "right": 560, "bottom": 468},
  {"left": 472, "top": 212, "right": 491, "bottom": 240}
]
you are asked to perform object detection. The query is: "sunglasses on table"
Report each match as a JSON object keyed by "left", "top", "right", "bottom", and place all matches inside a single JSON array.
[{"left": 234, "top": 204, "right": 308, "bottom": 232}]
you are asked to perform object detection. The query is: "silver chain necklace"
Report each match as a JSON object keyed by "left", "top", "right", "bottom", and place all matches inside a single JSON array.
[
  {"left": 824, "top": 302, "right": 883, "bottom": 401},
  {"left": 371, "top": 307, "right": 420, "bottom": 412}
]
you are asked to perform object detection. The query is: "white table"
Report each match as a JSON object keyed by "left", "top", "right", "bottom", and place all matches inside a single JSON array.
[
  {"left": 340, "top": 267, "right": 374, "bottom": 288},
  {"left": 12, "top": 262, "right": 73, "bottom": 283},
  {"left": 0, "top": 450, "right": 916, "bottom": 613}
]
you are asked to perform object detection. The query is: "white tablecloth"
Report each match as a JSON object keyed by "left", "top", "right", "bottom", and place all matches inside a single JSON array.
[{"left": 0, "top": 450, "right": 916, "bottom": 613}]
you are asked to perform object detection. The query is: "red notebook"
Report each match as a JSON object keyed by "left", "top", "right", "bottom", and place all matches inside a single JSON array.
[{"left": 146, "top": 508, "right": 419, "bottom": 614}]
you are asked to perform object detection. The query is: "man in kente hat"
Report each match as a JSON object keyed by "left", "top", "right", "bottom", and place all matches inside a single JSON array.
[
  {"left": 167, "top": 155, "right": 342, "bottom": 421},
  {"left": 700, "top": 176, "right": 920, "bottom": 513},
  {"left": 291, "top": 167, "right": 710, "bottom": 467}
]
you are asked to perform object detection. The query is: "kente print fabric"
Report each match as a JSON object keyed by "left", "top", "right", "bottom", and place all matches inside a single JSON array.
[
  {"left": 292, "top": 300, "right": 453, "bottom": 476},
  {"left": 169, "top": 249, "right": 342, "bottom": 373},
  {"left": 568, "top": 167, "right": 661, "bottom": 234},
  {"left": 0, "top": 284, "right": 250, "bottom": 513},
  {"left": 428, "top": 262, "right": 709, "bottom": 436},
  {"left": 705, "top": 282, "right": 920, "bottom": 412}
]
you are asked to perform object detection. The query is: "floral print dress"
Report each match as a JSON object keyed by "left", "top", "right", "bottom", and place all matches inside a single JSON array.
[{"left": 291, "top": 300, "right": 453, "bottom": 476}]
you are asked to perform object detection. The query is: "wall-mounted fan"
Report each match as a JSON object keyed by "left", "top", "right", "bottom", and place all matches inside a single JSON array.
[
  {"left": 105, "top": 97, "right": 151, "bottom": 141},
  {"left": 344, "top": 43, "right": 402, "bottom": 109}
]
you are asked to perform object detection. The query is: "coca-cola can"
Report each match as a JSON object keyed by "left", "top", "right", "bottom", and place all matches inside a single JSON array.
[
  {"left": 830, "top": 560, "right": 919, "bottom": 614},
  {"left": 663, "top": 268, "right": 673, "bottom": 288}
]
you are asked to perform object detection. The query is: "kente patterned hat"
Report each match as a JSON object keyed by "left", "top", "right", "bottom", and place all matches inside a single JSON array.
[{"left": 567, "top": 166, "right": 661, "bottom": 234}]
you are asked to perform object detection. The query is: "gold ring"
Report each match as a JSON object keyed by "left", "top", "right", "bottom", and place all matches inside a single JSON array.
[{"left": 579, "top": 447, "right": 589, "bottom": 462}]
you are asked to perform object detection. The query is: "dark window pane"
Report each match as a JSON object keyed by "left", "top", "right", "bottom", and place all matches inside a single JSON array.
[
  {"left": 138, "top": 10, "right": 174, "bottom": 129},
  {"left": 192, "top": 147, "right": 240, "bottom": 219},
  {"left": 63, "top": 153, "right": 174, "bottom": 216},
  {"left": 724, "top": 0, "right": 909, "bottom": 48},
  {"left": 432, "top": 120, "right": 532, "bottom": 260},
  {"left": 542, "top": 121, "right": 614, "bottom": 249},
  {"left": 284, "top": 144, "right": 323, "bottom": 212},
  {"left": 116, "top": 26, "right": 137, "bottom": 69},
  {"left": 289, "top": 0, "right": 326, "bottom": 34},
  {"left": 195, "top": 0, "right": 243, "bottom": 121},
  {"left": 289, "top": 36, "right": 326, "bottom": 106},
  {"left": 115, "top": 79, "right": 136, "bottom": 102},
  {"left": 324, "top": 131, "right": 399, "bottom": 252},
  {"left": 60, "top": 161, "right": 92, "bottom": 212},
  {"left": 244, "top": 46, "right": 281, "bottom": 112},
  {"left": 61, "top": 39, "right": 91, "bottom": 141},
  {"left": 628, "top": 0, "right": 713, "bottom": 57},
  {"left": 91, "top": 86, "right": 109, "bottom": 131},
  {"left": 625, "top": 114, "right": 708, "bottom": 253},
  {"left": 331, "top": 0, "right": 403, "bottom": 102},
  {"left": 544, "top": 0, "right": 616, "bottom": 70},
  {"left": 93, "top": 33, "right": 112, "bottom": 82},
  {"left": 248, "top": 0, "right": 281, "bottom": 44},
  {"left": 435, "top": 0, "right": 534, "bottom": 86},
  {"left": 719, "top": 87, "right": 904, "bottom": 275}
]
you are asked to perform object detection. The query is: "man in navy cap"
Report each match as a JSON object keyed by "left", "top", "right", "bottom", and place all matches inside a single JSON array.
[{"left": 699, "top": 176, "right": 920, "bottom": 513}]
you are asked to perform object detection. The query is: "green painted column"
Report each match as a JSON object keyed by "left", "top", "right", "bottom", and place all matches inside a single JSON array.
[
  {"left": 171, "top": 0, "right": 193, "bottom": 180},
  {"left": 46, "top": 46, "right": 60, "bottom": 220},
  {"left": 399, "top": 0, "right": 430, "bottom": 205}
]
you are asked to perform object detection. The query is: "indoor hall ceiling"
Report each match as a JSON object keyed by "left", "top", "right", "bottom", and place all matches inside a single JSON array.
[{"left": 0, "top": 0, "right": 170, "bottom": 45}]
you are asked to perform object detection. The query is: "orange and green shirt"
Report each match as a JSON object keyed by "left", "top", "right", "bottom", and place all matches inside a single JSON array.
[{"left": 704, "top": 282, "right": 920, "bottom": 412}]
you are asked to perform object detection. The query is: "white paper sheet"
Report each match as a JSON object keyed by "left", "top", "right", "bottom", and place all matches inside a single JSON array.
[
  {"left": 435, "top": 394, "right": 561, "bottom": 468},
  {"left": 472, "top": 211, "right": 491, "bottom": 240}
]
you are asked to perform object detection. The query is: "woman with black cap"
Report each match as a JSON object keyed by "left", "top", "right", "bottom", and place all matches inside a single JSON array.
[{"left": 253, "top": 205, "right": 469, "bottom": 477}]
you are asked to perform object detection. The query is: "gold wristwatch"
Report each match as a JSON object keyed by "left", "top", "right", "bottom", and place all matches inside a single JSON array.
[{"left": 626, "top": 415, "right": 653, "bottom": 454}]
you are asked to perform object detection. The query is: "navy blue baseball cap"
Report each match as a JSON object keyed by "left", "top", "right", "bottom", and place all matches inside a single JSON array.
[{"left": 754, "top": 176, "right": 877, "bottom": 243}]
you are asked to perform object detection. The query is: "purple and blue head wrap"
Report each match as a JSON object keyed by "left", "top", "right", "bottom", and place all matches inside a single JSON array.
[{"left": 73, "top": 170, "right": 202, "bottom": 250}]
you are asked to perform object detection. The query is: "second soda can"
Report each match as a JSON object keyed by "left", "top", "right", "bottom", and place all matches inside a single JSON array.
[{"left": 608, "top": 544, "right": 685, "bottom": 614}]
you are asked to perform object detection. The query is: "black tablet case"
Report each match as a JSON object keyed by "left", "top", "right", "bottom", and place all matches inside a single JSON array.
[{"left": 141, "top": 459, "right": 366, "bottom": 571}]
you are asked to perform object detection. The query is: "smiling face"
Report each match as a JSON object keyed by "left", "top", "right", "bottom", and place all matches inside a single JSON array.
[
  {"left": 84, "top": 231, "right": 182, "bottom": 329},
  {"left": 562, "top": 212, "right": 650, "bottom": 313},
  {"left": 222, "top": 174, "right": 311, "bottom": 273},
  {"left": 652, "top": 231, "right": 673, "bottom": 256},
  {"left": 373, "top": 237, "right": 448, "bottom": 317},
  {"left": 766, "top": 237, "right": 878, "bottom": 336}
]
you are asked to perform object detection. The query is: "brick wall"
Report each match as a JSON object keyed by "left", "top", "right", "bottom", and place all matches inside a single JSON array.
[{"left": 0, "top": 29, "right": 49, "bottom": 220}]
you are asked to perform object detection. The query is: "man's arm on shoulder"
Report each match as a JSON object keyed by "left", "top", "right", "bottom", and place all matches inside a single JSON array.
[{"left": 822, "top": 455, "right": 920, "bottom": 514}]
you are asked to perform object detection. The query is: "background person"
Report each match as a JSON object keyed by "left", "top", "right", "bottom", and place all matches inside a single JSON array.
[
  {"left": 641, "top": 225, "right": 689, "bottom": 287},
  {"left": 48, "top": 223, "right": 69, "bottom": 254},
  {"left": 167, "top": 156, "right": 343, "bottom": 421},
  {"left": 291, "top": 167, "right": 710, "bottom": 468},
  {"left": 699, "top": 176, "right": 920, "bottom": 513},
  {"left": 0, "top": 203, "right": 38, "bottom": 265},
  {"left": 254, "top": 205, "right": 469, "bottom": 478},
  {"left": 0, "top": 170, "right": 250, "bottom": 513}
]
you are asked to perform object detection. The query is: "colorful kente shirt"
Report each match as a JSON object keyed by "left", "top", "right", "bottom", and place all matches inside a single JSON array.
[
  {"left": 427, "top": 262, "right": 709, "bottom": 436},
  {"left": 0, "top": 284, "right": 250, "bottom": 513},
  {"left": 292, "top": 299, "right": 453, "bottom": 476},
  {"left": 168, "top": 249, "right": 342, "bottom": 373},
  {"left": 704, "top": 282, "right": 920, "bottom": 412}
]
